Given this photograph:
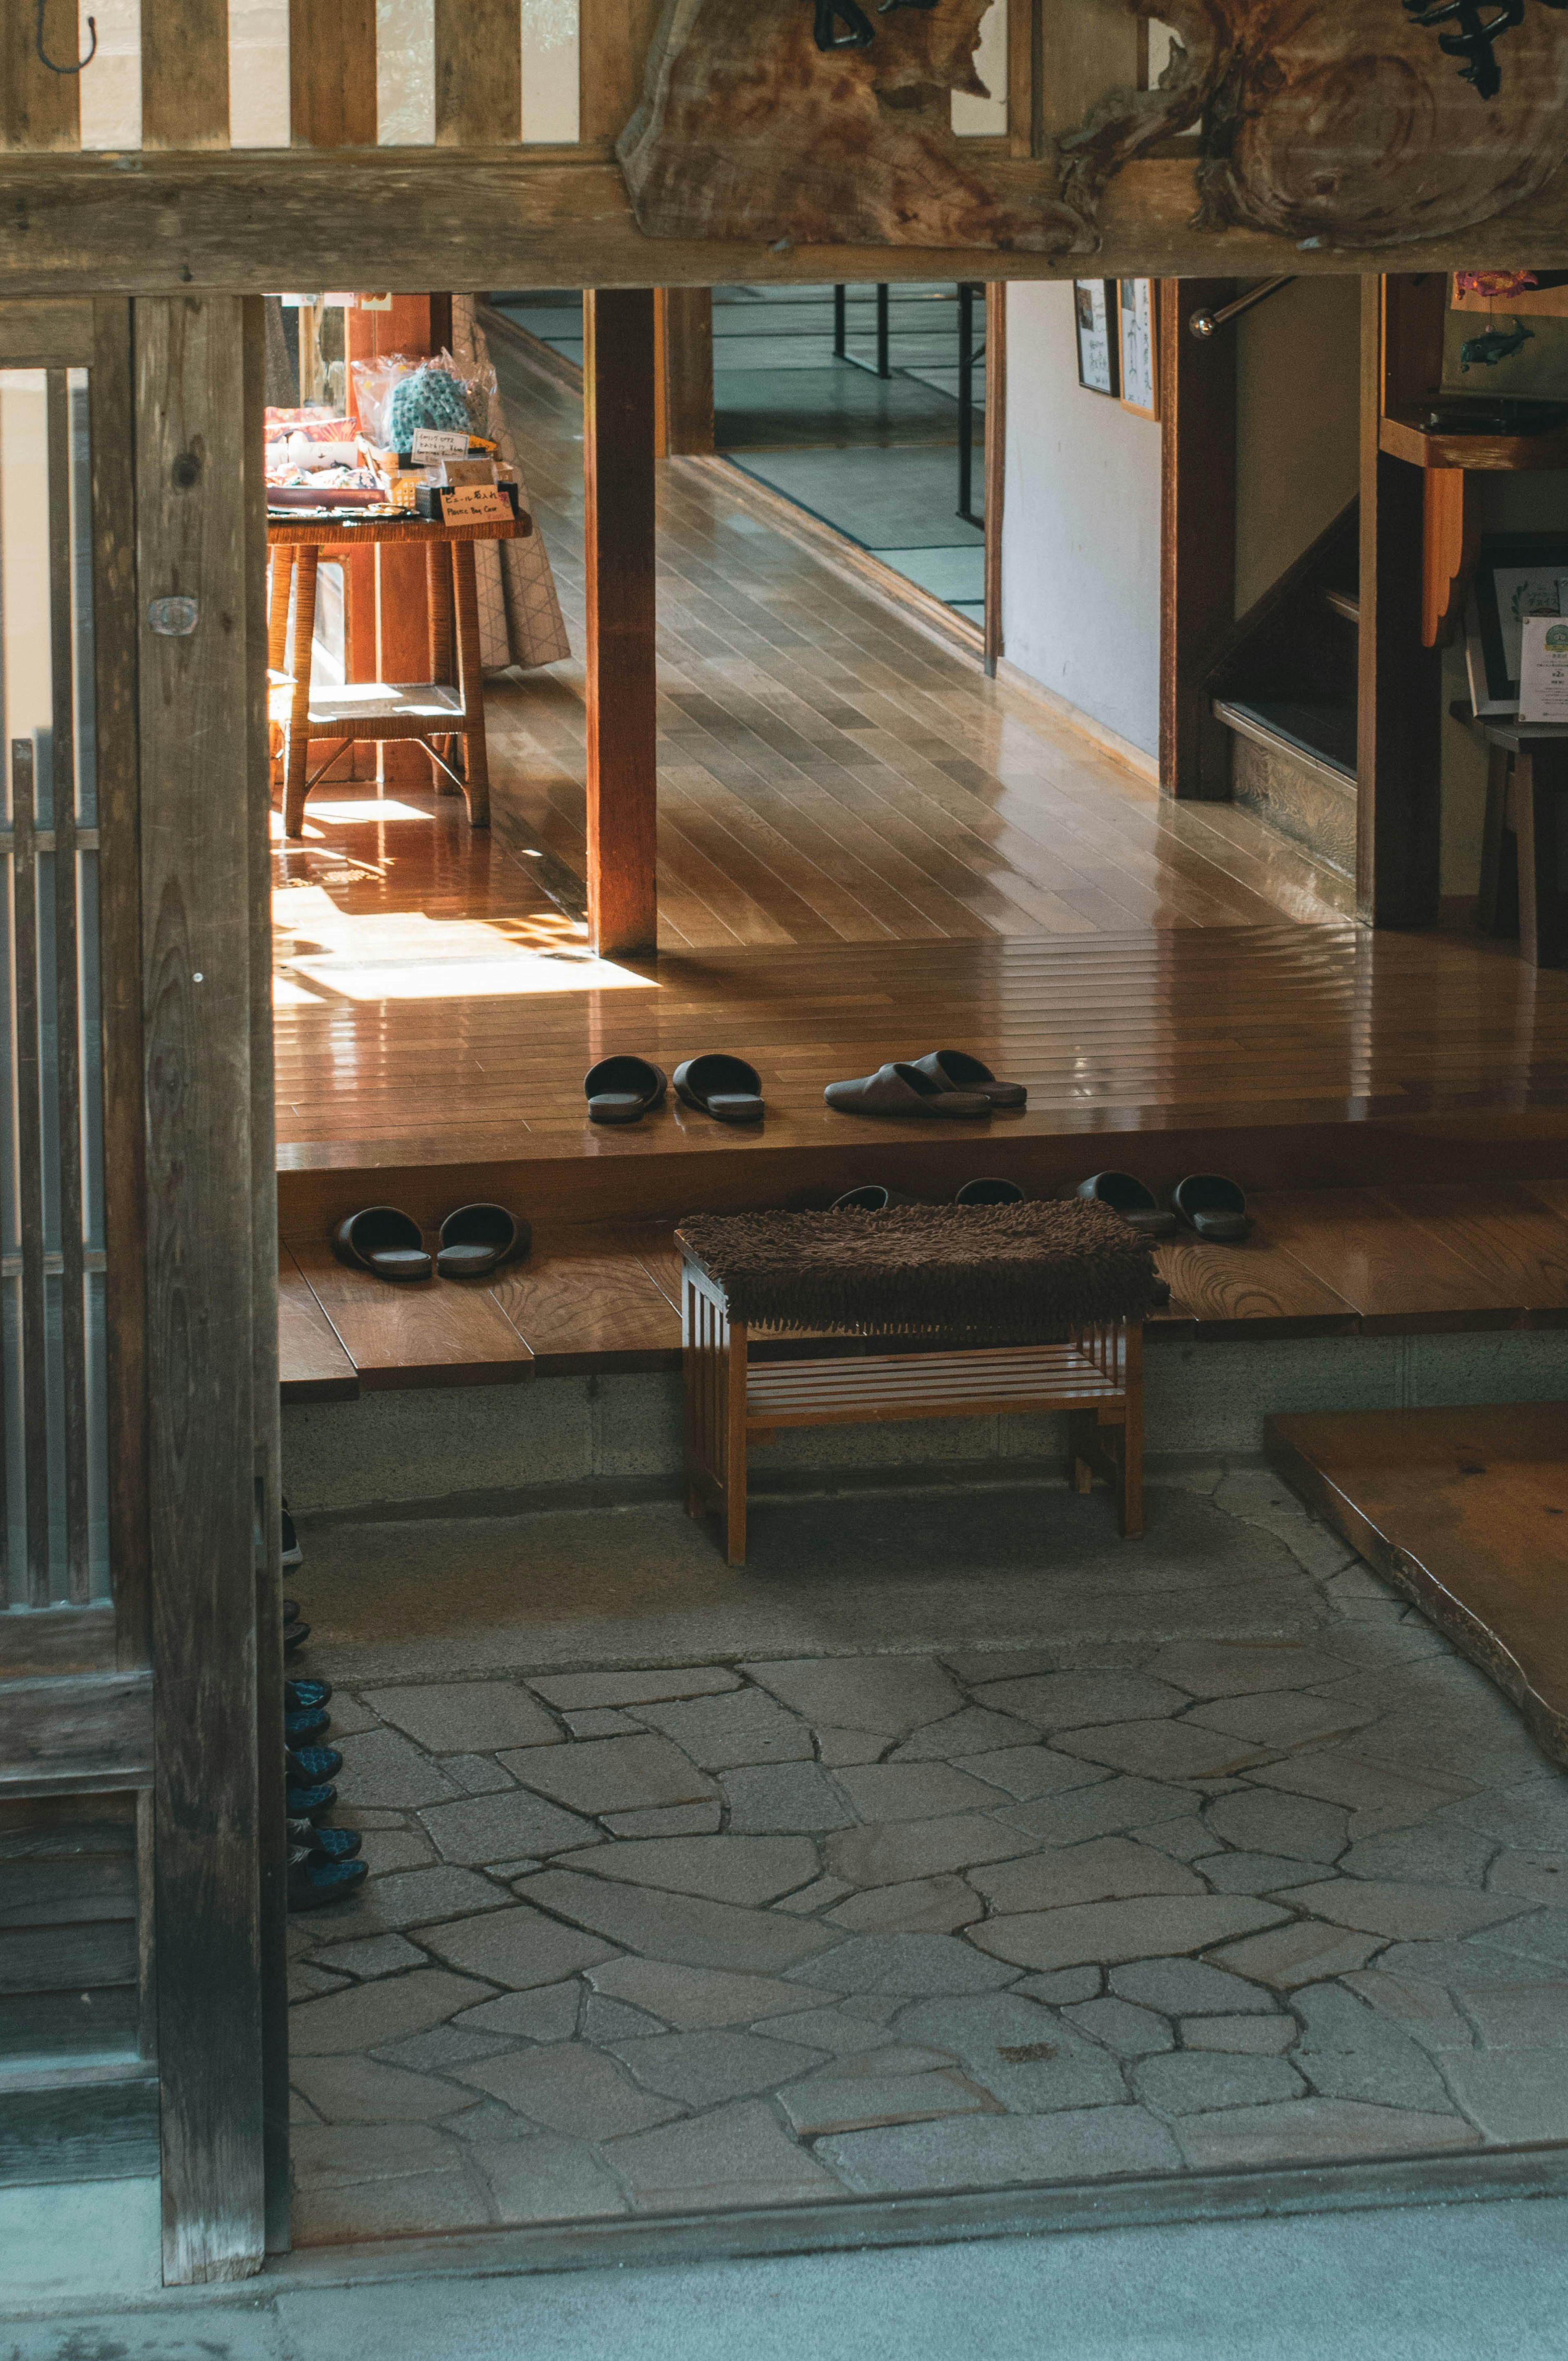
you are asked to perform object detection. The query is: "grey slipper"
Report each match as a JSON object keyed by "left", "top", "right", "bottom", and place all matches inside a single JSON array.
[
  {"left": 908, "top": 1049, "right": 1027, "bottom": 1109},
  {"left": 825, "top": 1062, "right": 990, "bottom": 1119}
]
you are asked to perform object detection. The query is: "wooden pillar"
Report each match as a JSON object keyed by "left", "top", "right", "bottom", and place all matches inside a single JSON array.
[
  {"left": 135, "top": 293, "right": 277, "bottom": 2283},
  {"left": 654, "top": 289, "right": 714, "bottom": 458},
  {"left": 584, "top": 288, "right": 658, "bottom": 958},
  {"left": 1359, "top": 277, "right": 1442, "bottom": 927},
  {"left": 1159, "top": 278, "right": 1238, "bottom": 800},
  {"left": 346, "top": 294, "right": 441, "bottom": 784},
  {"left": 983, "top": 282, "right": 1007, "bottom": 678}
]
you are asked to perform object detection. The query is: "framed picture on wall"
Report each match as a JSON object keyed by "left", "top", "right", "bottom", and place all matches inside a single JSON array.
[
  {"left": 1464, "top": 532, "right": 1568, "bottom": 715},
  {"left": 1074, "top": 280, "right": 1119, "bottom": 397},
  {"left": 1117, "top": 279, "right": 1159, "bottom": 419}
]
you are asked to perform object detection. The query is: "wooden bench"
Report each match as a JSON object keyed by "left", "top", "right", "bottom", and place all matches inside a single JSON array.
[{"left": 680, "top": 1242, "right": 1143, "bottom": 1566}]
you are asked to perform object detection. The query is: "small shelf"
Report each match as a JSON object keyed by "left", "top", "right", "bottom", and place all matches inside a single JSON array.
[{"left": 1380, "top": 410, "right": 1568, "bottom": 473}]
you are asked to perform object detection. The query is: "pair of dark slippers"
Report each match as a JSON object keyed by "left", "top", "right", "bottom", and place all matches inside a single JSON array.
[
  {"left": 332, "top": 1203, "right": 530, "bottom": 1283},
  {"left": 831, "top": 1178, "right": 1024, "bottom": 1211},
  {"left": 825, "top": 1050, "right": 1025, "bottom": 1120},
  {"left": 587, "top": 1055, "right": 764, "bottom": 1127},
  {"left": 1080, "top": 1172, "right": 1253, "bottom": 1244}
]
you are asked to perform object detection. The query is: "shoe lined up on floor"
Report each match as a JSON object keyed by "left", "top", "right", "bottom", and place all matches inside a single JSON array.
[
  {"left": 830, "top": 1179, "right": 1027, "bottom": 1211},
  {"left": 825, "top": 1049, "right": 1026, "bottom": 1120},
  {"left": 585, "top": 1053, "right": 767, "bottom": 1127},
  {"left": 330, "top": 1202, "right": 529, "bottom": 1284},
  {"left": 1078, "top": 1170, "right": 1253, "bottom": 1245},
  {"left": 287, "top": 1844, "right": 368, "bottom": 1910}
]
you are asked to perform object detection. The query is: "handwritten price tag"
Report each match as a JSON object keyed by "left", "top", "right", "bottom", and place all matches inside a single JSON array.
[
  {"left": 411, "top": 427, "right": 471, "bottom": 460},
  {"left": 439, "top": 483, "right": 512, "bottom": 527}
]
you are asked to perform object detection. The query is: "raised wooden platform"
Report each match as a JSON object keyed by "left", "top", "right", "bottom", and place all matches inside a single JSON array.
[
  {"left": 279, "top": 1180, "right": 1568, "bottom": 1399},
  {"left": 1267, "top": 1404, "right": 1568, "bottom": 1771}
]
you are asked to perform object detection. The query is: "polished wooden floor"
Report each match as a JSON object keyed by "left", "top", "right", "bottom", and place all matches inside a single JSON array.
[
  {"left": 481, "top": 324, "right": 1354, "bottom": 949},
  {"left": 274, "top": 788, "right": 1568, "bottom": 1218}
]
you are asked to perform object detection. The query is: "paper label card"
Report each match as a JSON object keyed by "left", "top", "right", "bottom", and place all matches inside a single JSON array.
[
  {"left": 440, "top": 483, "right": 511, "bottom": 527},
  {"left": 1518, "top": 614, "right": 1568, "bottom": 724},
  {"left": 411, "top": 427, "right": 472, "bottom": 460}
]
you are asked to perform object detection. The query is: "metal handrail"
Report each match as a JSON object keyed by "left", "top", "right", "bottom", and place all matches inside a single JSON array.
[{"left": 1189, "top": 276, "right": 1295, "bottom": 339}]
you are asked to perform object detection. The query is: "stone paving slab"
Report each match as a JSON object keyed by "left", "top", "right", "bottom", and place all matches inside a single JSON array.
[
  {"left": 970, "top": 1895, "right": 1290, "bottom": 1972},
  {"left": 517, "top": 1868, "right": 840, "bottom": 1973},
  {"left": 552, "top": 1834, "right": 819, "bottom": 1905},
  {"left": 286, "top": 1482, "right": 1568, "bottom": 2248},
  {"left": 367, "top": 1682, "right": 563, "bottom": 1754}
]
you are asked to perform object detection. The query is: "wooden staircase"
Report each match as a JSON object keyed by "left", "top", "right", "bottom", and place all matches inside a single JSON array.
[{"left": 1209, "top": 504, "right": 1360, "bottom": 882}]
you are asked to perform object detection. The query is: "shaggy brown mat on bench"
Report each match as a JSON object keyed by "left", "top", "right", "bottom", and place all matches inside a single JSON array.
[{"left": 676, "top": 1202, "right": 1163, "bottom": 1341}]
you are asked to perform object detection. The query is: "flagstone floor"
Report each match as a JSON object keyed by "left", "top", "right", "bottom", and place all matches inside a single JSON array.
[{"left": 287, "top": 1470, "right": 1568, "bottom": 2244}]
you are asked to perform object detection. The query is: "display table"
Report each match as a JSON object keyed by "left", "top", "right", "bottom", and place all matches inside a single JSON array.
[
  {"left": 1477, "top": 720, "right": 1568, "bottom": 968},
  {"left": 266, "top": 507, "right": 531, "bottom": 837}
]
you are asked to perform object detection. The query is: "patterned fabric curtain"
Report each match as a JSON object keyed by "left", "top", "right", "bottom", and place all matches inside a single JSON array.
[{"left": 452, "top": 295, "right": 572, "bottom": 674}]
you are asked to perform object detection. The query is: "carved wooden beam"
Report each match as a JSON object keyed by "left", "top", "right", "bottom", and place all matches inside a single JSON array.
[{"left": 7, "top": 145, "right": 1568, "bottom": 294}]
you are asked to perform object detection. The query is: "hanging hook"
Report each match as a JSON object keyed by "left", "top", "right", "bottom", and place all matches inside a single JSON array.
[{"left": 37, "top": 0, "right": 97, "bottom": 73}]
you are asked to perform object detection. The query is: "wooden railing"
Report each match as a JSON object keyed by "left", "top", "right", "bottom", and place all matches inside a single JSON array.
[{"left": 3, "top": 0, "right": 1015, "bottom": 156}]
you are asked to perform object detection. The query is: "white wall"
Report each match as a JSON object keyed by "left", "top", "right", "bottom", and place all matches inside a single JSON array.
[
  {"left": 1000, "top": 280, "right": 1163, "bottom": 760},
  {"left": 1000, "top": 277, "right": 1361, "bottom": 765}
]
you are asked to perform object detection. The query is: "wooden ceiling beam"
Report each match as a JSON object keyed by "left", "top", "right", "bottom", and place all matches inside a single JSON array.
[{"left": 6, "top": 151, "right": 1568, "bottom": 295}]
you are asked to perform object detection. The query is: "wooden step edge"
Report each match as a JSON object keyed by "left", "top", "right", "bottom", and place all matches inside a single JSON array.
[
  {"left": 1323, "top": 586, "right": 1360, "bottom": 625},
  {"left": 1264, "top": 1409, "right": 1568, "bottom": 1771},
  {"left": 1211, "top": 698, "right": 1357, "bottom": 798}
]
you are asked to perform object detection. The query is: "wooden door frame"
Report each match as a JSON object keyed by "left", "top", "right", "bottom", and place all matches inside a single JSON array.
[
  {"left": 133, "top": 293, "right": 284, "bottom": 2282},
  {"left": 1158, "top": 277, "right": 1238, "bottom": 800}
]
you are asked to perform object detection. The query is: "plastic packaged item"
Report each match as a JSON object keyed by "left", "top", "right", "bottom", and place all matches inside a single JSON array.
[{"left": 350, "top": 350, "right": 499, "bottom": 457}]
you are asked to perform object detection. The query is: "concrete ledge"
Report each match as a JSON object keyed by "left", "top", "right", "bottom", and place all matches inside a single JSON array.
[{"left": 282, "top": 1329, "right": 1568, "bottom": 1519}]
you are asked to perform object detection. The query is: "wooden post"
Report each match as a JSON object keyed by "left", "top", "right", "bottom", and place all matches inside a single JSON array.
[
  {"left": 1159, "top": 278, "right": 1238, "bottom": 800},
  {"left": 136, "top": 293, "right": 274, "bottom": 2284},
  {"left": 654, "top": 289, "right": 714, "bottom": 458},
  {"left": 584, "top": 288, "right": 658, "bottom": 958},
  {"left": 984, "top": 283, "right": 1007, "bottom": 678},
  {"left": 1359, "top": 277, "right": 1442, "bottom": 927}
]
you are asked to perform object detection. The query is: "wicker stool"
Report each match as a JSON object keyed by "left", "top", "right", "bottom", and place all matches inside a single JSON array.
[{"left": 681, "top": 1240, "right": 1143, "bottom": 1567}]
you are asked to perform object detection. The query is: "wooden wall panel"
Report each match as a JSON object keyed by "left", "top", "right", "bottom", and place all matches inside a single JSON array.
[
  {"left": 135, "top": 291, "right": 267, "bottom": 2284},
  {"left": 141, "top": 0, "right": 231, "bottom": 149},
  {"left": 290, "top": 0, "right": 377, "bottom": 147},
  {"left": 435, "top": 0, "right": 521, "bottom": 145},
  {"left": 584, "top": 287, "right": 658, "bottom": 957},
  {"left": 0, "top": 0, "right": 81, "bottom": 149}
]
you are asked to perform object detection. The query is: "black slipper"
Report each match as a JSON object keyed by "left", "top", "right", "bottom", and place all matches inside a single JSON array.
[
  {"left": 287, "top": 1847, "right": 369, "bottom": 1911},
  {"left": 830, "top": 1185, "right": 920, "bottom": 1212},
  {"left": 332, "top": 1206, "right": 432, "bottom": 1282},
  {"left": 1173, "top": 1173, "right": 1253, "bottom": 1243},
  {"left": 825, "top": 1062, "right": 990, "bottom": 1120},
  {"left": 287, "top": 1745, "right": 342, "bottom": 1784},
  {"left": 285, "top": 1705, "right": 332, "bottom": 1743},
  {"left": 584, "top": 1056, "right": 667, "bottom": 1125},
  {"left": 285, "top": 1679, "right": 332, "bottom": 1712},
  {"left": 437, "top": 1203, "right": 530, "bottom": 1278},
  {"left": 955, "top": 1178, "right": 1025, "bottom": 1207},
  {"left": 1078, "top": 1173, "right": 1177, "bottom": 1238},
  {"left": 907, "top": 1050, "right": 1027, "bottom": 1109},
  {"left": 674, "top": 1054, "right": 765, "bottom": 1125},
  {"left": 284, "top": 1621, "right": 311, "bottom": 1655},
  {"left": 283, "top": 1599, "right": 301, "bottom": 1625}
]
